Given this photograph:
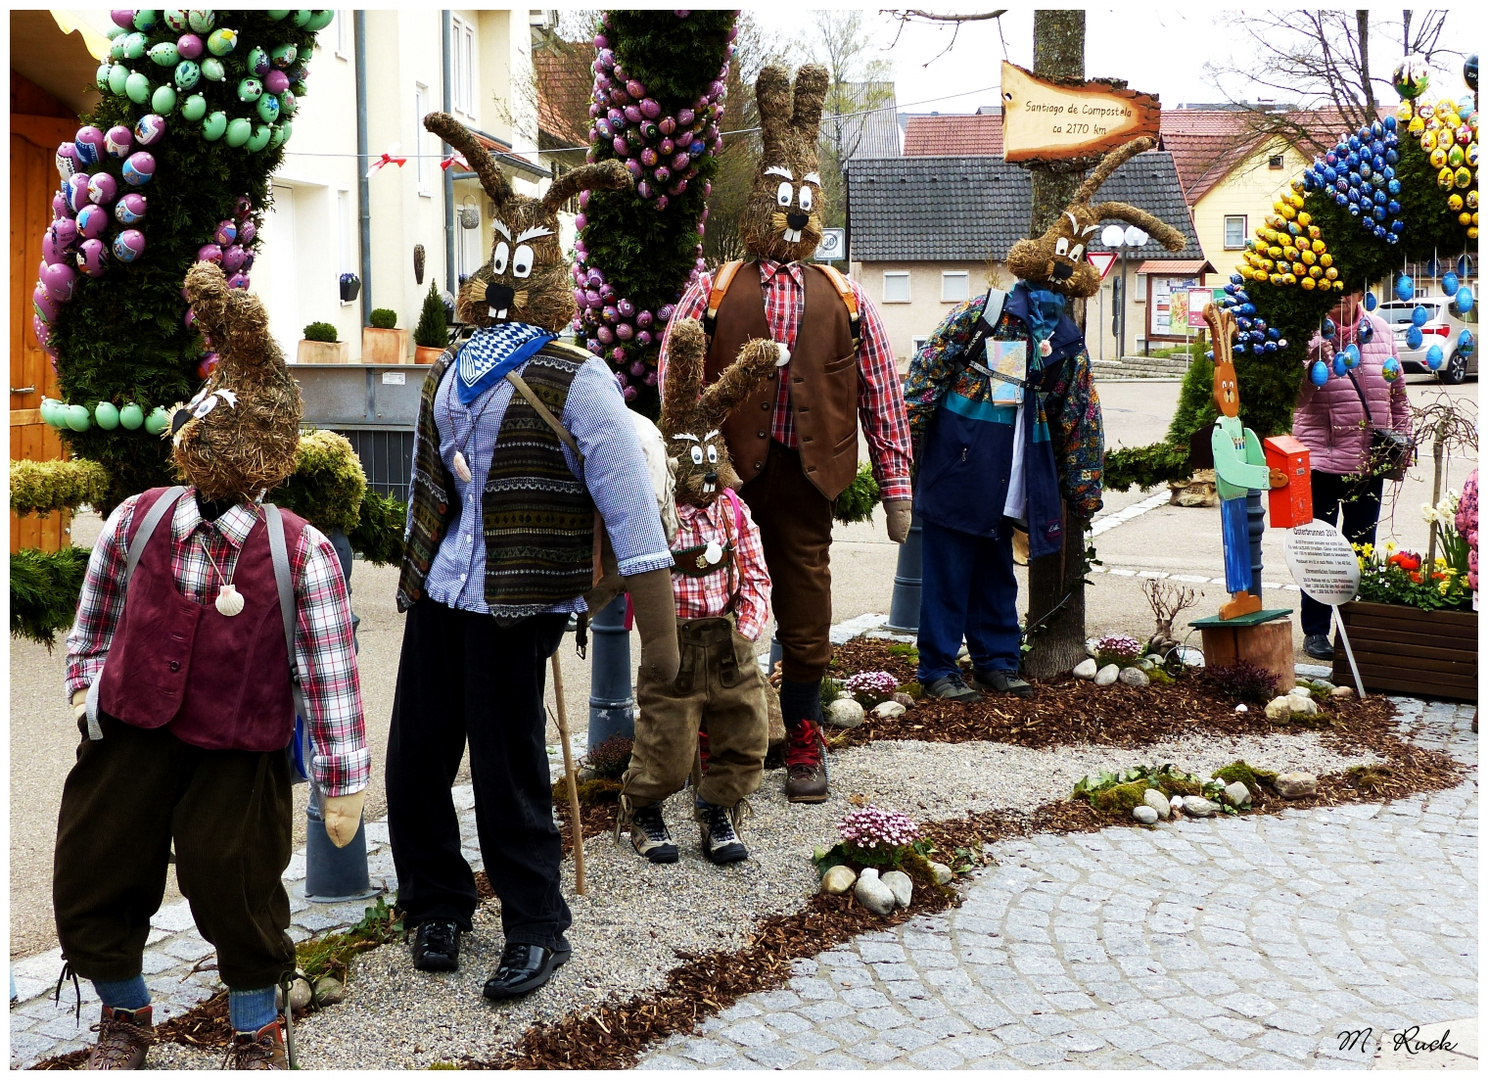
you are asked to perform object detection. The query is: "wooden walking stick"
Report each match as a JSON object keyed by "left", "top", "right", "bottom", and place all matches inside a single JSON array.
[{"left": 549, "top": 654, "right": 586, "bottom": 894}]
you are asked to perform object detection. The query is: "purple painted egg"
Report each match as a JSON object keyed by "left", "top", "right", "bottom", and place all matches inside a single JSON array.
[
  {"left": 74, "top": 126, "right": 106, "bottom": 166},
  {"left": 611, "top": 135, "right": 628, "bottom": 157},
  {"left": 221, "top": 244, "right": 246, "bottom": 272},
  {"left": 673, "top": 179, "right": 690, "bottom": 197},
  {"left": 653, "top": 166, "right": 671, "bottom": 184},
  {"left": 197, "top": 354, "right": 219, "bottom": 381},
  {"left": 134, "top": 113, "right": 167, "bottom": 145},
  {"left": 110, "top": 10, "right": 135, "bottom": 29},
  {"left": 240, "top": 251, "right": 254, "bottom": 271},
  {"left": 630, "top": 360, "right": 646, "bottom": 378},
  {"left": 87, "top": 173, "right": 119, "bottom": 206},
  {"left": 625, "top": 80, "right": 646, "bottom": 100},
  {"left": 184, "top": 305, "right": 197, "bottom": 329},
  {"left": 34, "top": 282, "right": 60, "bottom": 321},
  {"left": 43, "top": 229, "right": 72, "bottom": 266},
  {"left": 640, "top": 148, "right": 657, "bottom": 167},
  {"left": 617, "top": 298, "right": 635, "bottom": 318},
  {"left": 122, "top": 151, "right": 155, "bottom": 185},
  {"left": 55, "top": 142, "right": 80, "bottom": 181},
  {"left": 114, "top": 192, "right": 147, "bottom": 224},
  {"left": 636, "top": 180, "right": 652, "bottom": 200},
  {"left": 238, "top": 220, "right": 256, "bottom": 244},
  {"left": 232, "top": 195, "right": 251, "bottom": 219},
  {"left": 625, "top": 159, "right": 643, "bottom": 179},
  {"left": 52, "top": 189, "right": 69, "bottom": 217},
  {"left": 77, "top": 238, "right": 109, "bottom": 277},
  {"left": 76, "top": 204, "right": 110, "bottom": 239},
  {"left": 655, "top": 194, "right": 669, "bottom": 211},
  {"left": 264, "top": 68, "right": 289, "bottom": 95},
  {"left": 197, "top": 243, "right": 224, "bottom": 263},
  {"left": 641, "top": 97, "right": 661, "bottom": 120},
  {"left": 33, "top": 315, "right": 51, "bottom": 348},
  {"left": 659, "top": 304, "right": 675, "bottom": 321},
  {"left": 42, "top": 262, "right": 78, "bottom": 303},
  {"left": 659, "top": 117, "right": 676, "bottom": 138},
  {"left": 613, "top": 345, "right": 627, "bottom": 364},
  {"left": 226, "top": 273, "right": 249, "bottom": 290},
  {"left": 112, "top": 229, "right": 146, "bottom": 262},
  {"left": 50, "top": 216, "right": 79, "bottom": 250},
  {"left": 104, "top": 125, "right": 134, "bottom": 158},
  {"left": 596, "top": 325, "right": 614, "bottom": 345},
  {"left": 672, "top": 152, "right": 691, "bottom": 172},
  {"left": 177, "top": 32, "right": 203, "bottom": 59},
  {"left": 657, "top": 138, "right": 675, "bottom": 158},
  {"left": 584, "top": 289, "right": 600, "bottom": 307},
  {"left": 66, "top": 173, "right": 92, "bottom": 214},
  {"left": 214, "top": 219, "right": 237, "bottom": 246},
  {"left": 622, "top": 385, "right": 638, "bottom": 402},
  {"left": 616, "top": 322, "right": 634, "bottom": 341},
  {"left": 677, "top": 108, "right": 695, "bottom": 128},
  {"left": 624, "top": 104, "right": 642, "bottom": 125}
]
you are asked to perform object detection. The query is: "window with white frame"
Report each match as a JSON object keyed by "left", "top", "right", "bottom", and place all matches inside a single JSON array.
[
  {"left": 451, "top": 16, "right": 476, "bottom": 118},
  {"left": 912, "top": 336, "right": 928, "bottom": 356},
  {"left": 882, "top": 271, "right": 910, "bottom": 303},
  {"left": 332, "top": 10, "right": 349, "bottom": 59},
  {"left": 1223, "top": 214, "right": 1247, "bottom": 249},
  {"left": 941, "top": 270, "right": 969, "bottom": 302},
  {"left": 414, "top": 83, "right": 431, "bottom": 195}
]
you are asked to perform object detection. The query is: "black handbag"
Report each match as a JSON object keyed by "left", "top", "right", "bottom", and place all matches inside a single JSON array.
[{"left": 1345, "top": 370, "right": 1414, "bottom": 481}]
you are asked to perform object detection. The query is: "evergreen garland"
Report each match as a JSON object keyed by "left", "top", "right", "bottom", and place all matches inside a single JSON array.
[
  {"left": 572, "top": 10, "right": 737, "bottom": 419},
  {"left": 10, "top": 547, "right": 91, "bottom": 649}
]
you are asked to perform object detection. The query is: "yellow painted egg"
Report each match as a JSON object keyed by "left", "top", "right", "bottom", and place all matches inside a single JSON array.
[
  {"left": 1324, "top": 266, "right": 1338, "bottom": 280},
  {"left": 1467, "top": 189, "right": 1478, "bottom": 209},
  {"left": 1422, "top": 130, "right": 1439, "bottom": 152},
  {"left": 1317, "top": 279, "right": 1331, "bottom": 292},
  {"left": 1320, "top": 252, "right": 1333, "bottom": 267},
  {"left": 1460, "top": 211, "right": 1474, "bottom": 226},
  {"left": 1283, "top": 245, "right": 1299, "bottom": 261},
  {"left": 1448, "top": 144, "right": 1465, "bottom": 168},
  {"left": 1308, "top": 225, "right": 1322, "bottom": 240},
  {"left": 1308, "top": 264, "right": 1324, "bottom": 278},
  {"left": 1430, "top": 145, "right": 1448, "bottom": 168},
  {"left": 1408, "top": 116, "right": 1426, "bottom": 135},
  {"left": 1301, "top": 249, "right": 1317, "bottom": 264},
  {"left": 1439, "top": 166, "right": 1456, "bottom": 188},
  {"left": 1282, "top": 272, "right": 1297, "bottom": 285},
  {"left": 1454, "top": 166, "right": 1472, "bottom": 187},
  {"left": 1301, "top": 276, "right": 1316, "bottom": 290},
  {"left": 1297, "top": 211, "right": 1311, "bottom": 227},
  {"left": 1468, "top": 226, "right": 1479, "bottom": 239},
  {"left": 1397, "top": 102, "right": 1415, "bottom": 121},
  {"left": 1280, "top": 204, "right": 1297, "bottom": 220},
  {"left": 1290, "top": 178, "right": 1305, "bottom": 193},
  {"left": 1270, "top": 273, "right": 1285, "bottom": 286}
]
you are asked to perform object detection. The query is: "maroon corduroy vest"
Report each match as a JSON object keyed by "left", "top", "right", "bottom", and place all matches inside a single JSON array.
[{"left": 96, "top": 487, "right": 303, "bottom": 753}]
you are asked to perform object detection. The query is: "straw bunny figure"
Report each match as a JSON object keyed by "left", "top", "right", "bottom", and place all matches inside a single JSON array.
[
  {"left": 658, "top": 64, "right": 913, "bottom": 805},
  {"left": 619, "top": 318, "right": 778, "bottom": 866},
  {"left": 58, "top": 262, "right": 367, "bottom": 1069}
]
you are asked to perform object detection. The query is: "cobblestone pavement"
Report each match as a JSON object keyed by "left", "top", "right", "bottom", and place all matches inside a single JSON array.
[{"left": 637, "top": 698, "right": 1477, "bottom": 1071}]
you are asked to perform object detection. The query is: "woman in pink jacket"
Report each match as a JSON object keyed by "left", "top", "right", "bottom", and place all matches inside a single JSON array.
[{"left": 1295, "top": 288, "right": 1413, "bottom": 659}]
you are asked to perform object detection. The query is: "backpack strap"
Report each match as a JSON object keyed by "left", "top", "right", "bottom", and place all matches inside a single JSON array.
[
  {"left": 265, "top": 504, "right": 314, "bottom": 789},
  {"left": 702, "top": 260, "right": 745, "bottom": 338},
  {"left": 962, "top": 287, "right": 1007, "bottom": 370},
  {"left": 813, "top": 263, "right": 861, "bottom": 350}
]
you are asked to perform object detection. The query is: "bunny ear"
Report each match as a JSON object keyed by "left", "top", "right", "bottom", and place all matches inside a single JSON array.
[
  {"left": 1073, "top": 136, "right": 1156, "bottom": 206},
  {"left": 790, "top": 64, "right": 830, "bottom": 139},
  {"left": 541, "top": 159, "right": 631, "bottom": 215},
  {"left": 424, "top": 111, "right": 513, "bottom": 210},
  {"left": 659, "top": 318, "right": 707, "bottom": 434},
  {"left": 755, "top": 64, "right": 794, "bottom": 162},
  {"left": 1203, "top": 303, "right": 1236, "bottom": 361},
  {"left": 699, "top": 339, "right": 779, "bottom": 426}
]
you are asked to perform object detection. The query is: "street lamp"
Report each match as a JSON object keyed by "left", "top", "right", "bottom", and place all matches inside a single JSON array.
[{"left": 1101, "top": 224, "right": 1149, "bottom": 359}]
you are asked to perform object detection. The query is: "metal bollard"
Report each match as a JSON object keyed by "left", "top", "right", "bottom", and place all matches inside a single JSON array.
[
  {"left": 885, "top": 511, "right": 923, "bottom": 634},
  {"left": 1246, "top": 489, "right": 1265, "bottom": 603},
  {"left": 587, "top": 593, "right": 634, "bottom": 752}
]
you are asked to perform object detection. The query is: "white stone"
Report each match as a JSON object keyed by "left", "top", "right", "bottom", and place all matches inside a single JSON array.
[
  {"left": 1234, "top": 703, "right": 1249, "bottom": 713},
  {"left": 1275, "top": 771, "right": 1318, "bottom": 798},
  {"left": 1223, "top": 781, "right": 1252, "bottom": 808},
  {"left": 1330, "top": 685, "right": 1356, "bottom": 699},
  {"left": 312, "top": 976, "right": 343, "bottom": 1006},
  {"left": 824, "top": 697, "right": 866, "bottom": 729},
  {"left": 1144, "top": 788, "right": 1172, "bottom": 819},
  {"left": 820, "top": 865, "right": 857, "bottom": 895},
  {"left": 881, "top": 870, "right": 914, "bottom": 909},
  {"left": 854, "top": 868, "right": 897, "bottom": 916},
  {"left": 929, "top": 861, "right": 953, "bottom": 885},
  {"left": 1073, "top": 658, "right": 1099, "bottom": 680},
  {"left": 872, "top": 700, "right": 907, "bottom": 720},
  {"left": 1288, "top": 685, "right": 1312, "bottom": 698},
  {"left": 1094, "top": 664, "right": 1120, "bottom": 686},
  {"left": 1135, "top": 656, "right": 1158, "bottom": 671},
  {"left": 891, "top": 692, "right": 915, "bottom": 709},
  {"left": 1287, "top": 694, "right": 1318, "bottom": 715},
  {"left": 1170, "top": 795, "right": 1185, "bottom": 813},
  {"left": 1118, "top": 666, "right": 1150, "bottom": 687},
  {"left": 1265, "top": 695, "right": 1293, "bottom": 721},
  {"left": 1182, "top": 796, "right": 1220, "bottom": 817},
  {"left": 1132, "top": 805, "right": 1159, "bottom": 825}
]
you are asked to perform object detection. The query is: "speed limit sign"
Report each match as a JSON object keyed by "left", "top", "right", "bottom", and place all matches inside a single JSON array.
[{"left": 814, "top": 228, "right": 846, "bottom": 262}]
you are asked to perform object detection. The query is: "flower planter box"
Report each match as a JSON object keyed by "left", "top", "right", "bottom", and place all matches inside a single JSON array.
[
  {"left": 1332, "top": 600, "right": 1477, "bottom": 701},
  {"left": 361, "top": 327, "right": 409, "bottom": 365},
  {"left": 414, "top": 345, "right": 445, "bottom": 365},
  {"left": 295, "top": 339, "right": 350, "bottom": 364}
]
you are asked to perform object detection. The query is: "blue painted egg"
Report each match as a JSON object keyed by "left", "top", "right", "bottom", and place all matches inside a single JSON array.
[
  {"left": 1443, "top": 271, "right": 1460, "bottom": 294},
  {"left": 1358, "top": 320, "right": 1374, "bottom": 344},
  {"left": 1321, "top": 318, "right": 1336, "bottom": 339},
  {"left": 1460, "top": 330, "right": 1476, "bottom": 356},
  {"left": 1364, "top": 291, "right": 1377, "bottom": 310},
  {"left": 1411, "top": 305, "right": 1429, "bottom": 326},
  {"left": 1395, "top": 275, "right": 1415, "bottom": 301},
  {"left": 1406, "top": 325, "right": 1424, "bottom": 349},
  {"left": 1426, "top": 344, "right": 1445, "bottom": 369},
  {"left": 1332, "top": 354, "right": 1348, "bottom": 377},
  {"left": 1455, "top": 287, "right": 1474, "bottom": 315},
  {"left": 1342, "top": 344, "right": 1361, "bottom": 368},
  {"left": 1381, "top": 356, "right": 1401, "bottom": 382},
  {"left": 1310, "top": 360, "right": 1329, "bottom": 386}
]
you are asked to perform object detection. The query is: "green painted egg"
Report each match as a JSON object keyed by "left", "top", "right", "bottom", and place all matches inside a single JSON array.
[
  {"left": 279, "top": 90, "right": 296, "bottom": 118},
  {"left": 246, "top": 123, "right": 273, "bottom": 152},
  {"left": 121, "top": 32, "right": 147, "bottom": 59},
  {"left": 201, "top": 57, "right": 225, "bottom": 81},
  {"left": 206, "top": 27, "right": 237, "bottom": 56},
  {"left": 144, "top": 407, "right": 170, "bottom": 435},
  {"left": 292, "top": 10, "right": 313, "bottom": 27},
  {"left": 96, "top": 63, "right": 112, "bottom": 91},
  {"left": 181, "top": 93, "right": 207, "bottom": 121},
  {"left": 237, "top": 76, "right": 263, "bottom": 102},
  {"left": 304, "top": 10, "right": 335, "bottom": 32},
  {"left": 108, "top": 64, "right": 131, "bottom": 96},
  {"left": 132, "top": 10, "right": 158, "bottom": 31},
  {"left": 202, "top": 110, "right": 227, "bottom": 140},
  {"left": 224, "top": 117, "right": 252, "bottom": 147},
  {"left": 149, "top": 41, "right": 180, "bottom": 67},
  {"left": 256, "top": 93, "right": 280, "bottom": 123},
  {"left": 65, "top": 404, "right": 92, "bottom": 432},
  {"left": 125, "top": 71, "right": 153, "bottom": 105},
  {"left": 118, "top": 402, "right": 145, "bottom": 430},
  {"left": 151, "top": 84, "right": 177, "bottom": 114},
  {"left": 266, "top": 10, "right": 290, "bottom": 20},
  {"left": 187, "top": 10, "right": 215, "bottom": 34},
  {"left": 270, "top": 121, "right": 291, "bottom": 148},
  {"left": 174, "top": 59, "right": 200, "bottom": 89},
  {"left": 271, "top": 43, "right": 297, "bottom": 67},
  {"left": 94, "top": 402, "right": 120, "bottom": 430}
]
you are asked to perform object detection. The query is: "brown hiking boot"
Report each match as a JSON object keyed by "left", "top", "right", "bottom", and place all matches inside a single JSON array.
[
  {"left": 86, "top": 1004, "right": 153, "bottom": 1070},
  {"left": 783, "top": 719, "right": 828, "bottom": 803},
  {"left": 224, "top": 1019, "right": 288, "bottom": 1070}
]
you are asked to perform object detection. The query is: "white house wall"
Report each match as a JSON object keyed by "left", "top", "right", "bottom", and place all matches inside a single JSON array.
[{"left": 853, "top": 261, "right": 1002, "bottom": 368}]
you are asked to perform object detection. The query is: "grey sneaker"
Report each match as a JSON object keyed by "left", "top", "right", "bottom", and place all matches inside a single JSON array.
[
  {"left": 628, "top": 801, "right": 678, "bottom": 864},
  {"left": 697, "top": 801, "right": 748, "bottom": 864},
  {"left": 922, "top": 674, "right": 984, "bottom": 703},
  {"left": 1303, "top": 634, "right": 1334, "bottom": 661},
  {"left": 971, "top": 668, "right": 1033, "bottom": 698}
]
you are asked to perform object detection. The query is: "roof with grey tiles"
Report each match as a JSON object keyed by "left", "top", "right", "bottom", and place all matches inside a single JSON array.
[
  {"left": 826, "top": 81, "right": 901, "bottom": 160},
  {"left": 847, "top": 151, "right": 1203, "bottom": 264}
]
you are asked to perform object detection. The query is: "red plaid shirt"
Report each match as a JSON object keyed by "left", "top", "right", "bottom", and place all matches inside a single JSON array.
[
  {"left": 664, "top": 261, "right": 913, "bottom": 502},
  {"left": 65, "top": 491, "right": 370, "bottom": 797},
  {"left": 670, "top": 494, "right": 771, "bottom": 641}
]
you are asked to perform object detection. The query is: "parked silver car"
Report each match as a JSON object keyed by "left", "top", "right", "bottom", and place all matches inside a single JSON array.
[{"left": 1375, "top": 296, "right": 1477, "bottom": 384}]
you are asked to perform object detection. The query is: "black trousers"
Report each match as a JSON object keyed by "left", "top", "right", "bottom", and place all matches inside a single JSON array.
[
  {"left": 386, "top": 599, "right": 570, "bottom": 948},
  {"left": 53, "top": 714, "right": 295, "bottom": 989},
  {"left": 1301, "top": 470, "right": 1385, "bottom": 637}
]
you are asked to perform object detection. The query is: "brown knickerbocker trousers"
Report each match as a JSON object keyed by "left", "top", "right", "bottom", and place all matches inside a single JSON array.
[{"left": 624, "top": 616, "right": 769, "bottom": 808}]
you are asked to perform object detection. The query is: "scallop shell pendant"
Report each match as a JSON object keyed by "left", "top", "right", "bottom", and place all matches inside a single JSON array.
[
  {"left": 452, "top": 450, "right": 473, "bottom": 483},
  {"left": 215, "top": 583, "right": 245, "bottom": 617},
  {"left": 703, "top": 540, "right": 724, "bottom": 565},
  {"left": 1039, "top": 338, "right": 1053, "bottom": 358}
]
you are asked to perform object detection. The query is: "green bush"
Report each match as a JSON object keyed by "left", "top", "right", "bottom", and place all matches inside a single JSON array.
[
  {"left": 832, "top": 462, "right": 881, "bottom": 524},
  {"left": 413, "top": 280, "right": 450, "bottom": 350},
  {"left": 347, "top": 489, "right": 407, "bottom": 566},
  {"left": 269, "top": 430, "right": 367, "bottom": 535},
  {"left": 1102, "top": 442, "right": 1192, "bottom": 492},
  {"left": 10, "top": 546, "right": 91, "bottom": 649},
  {"left": 302, "top": 322, "right": 339, "bottom": 343},
  {"left": 369, "top": 309, "right": 398, "bottom": 330},
  {"left": 10, "top": 459, "right": 110, "bottom": 517}
]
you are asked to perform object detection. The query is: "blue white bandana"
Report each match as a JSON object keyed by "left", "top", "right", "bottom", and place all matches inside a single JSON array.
[
  {"left": 1023, "top": 287, "right": 1067, "bottom": 346},
  {"left": 455, "top": 323, "right": 557, "bottom": 404}
]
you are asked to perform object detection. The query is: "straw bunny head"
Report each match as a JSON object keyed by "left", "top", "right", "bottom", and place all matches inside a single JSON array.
[
  {"left": 168, "top": 262, "right": 302, "bottom": 501},
  {"left": 1006, "top": 136, "right": 1187, "bottom": 299},
  {"left": 424, "top": 111, "right": 631, "bottom": 332},
  {"left": 1204, "top": 302, "right": 1242, "bottom": 418},
  {"left": 740, "top": 64, "right": 830, "bottom": 264},
  {"left": 660, "top": 318, "right": 781, "bottom": 508}
]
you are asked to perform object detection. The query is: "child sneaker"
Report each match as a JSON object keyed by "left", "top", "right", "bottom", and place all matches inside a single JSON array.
[
  {"left": 697, "top": 800, "right": 748, "bottom": 864},
  {"left": 627, "top": 801, "right": 679, "bottom": 863}
]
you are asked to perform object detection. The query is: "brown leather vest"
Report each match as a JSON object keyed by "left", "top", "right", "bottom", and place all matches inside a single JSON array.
[{"left": 705, "top": 262, "right": 858, "bottom": 499}]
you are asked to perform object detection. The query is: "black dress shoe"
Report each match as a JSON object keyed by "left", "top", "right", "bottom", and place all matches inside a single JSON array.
[
  {"left": 482, "top": 936, "right": 571, "bottom": 1000},
  {"left": 411, "top": 920, "right": 460, "bottom": 972},
  {"left": 1303, "top": 634, "right": 1335, "bottom": 661}
]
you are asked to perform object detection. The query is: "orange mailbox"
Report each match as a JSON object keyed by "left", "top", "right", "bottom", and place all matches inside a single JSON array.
[{"left": 1264, "top": 435, "right": 1312, "bottom": 528}]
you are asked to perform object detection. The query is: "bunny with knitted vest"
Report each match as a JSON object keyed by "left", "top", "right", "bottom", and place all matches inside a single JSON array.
[
  {"left": 57, "top": 262, "right": 368, "bottom": 1069},
  {"left": 619, "top": 318, "right": 779, "bottom": 866},
  {"left": 658, "top": 64, "right": 914, "bottom": 806},
  {"left": 387, "top": 111, "right": 679, "bottom": 1002},
  {"left": 904, "top": 136, "right": 1186, "bottom": 702}
]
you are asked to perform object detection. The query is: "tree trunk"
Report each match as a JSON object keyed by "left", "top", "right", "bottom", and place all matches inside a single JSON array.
[
  {"left": 1023, "top": 9, "right": 1091, "bottom": 679},
  {"left": 1356, "top": 11, "right": 1376, "bottom": 119}
]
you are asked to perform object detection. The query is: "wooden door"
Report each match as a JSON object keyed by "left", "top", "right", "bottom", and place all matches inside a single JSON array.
[{"left": 11, "top": 114, "right": 79, "bottom": 553}]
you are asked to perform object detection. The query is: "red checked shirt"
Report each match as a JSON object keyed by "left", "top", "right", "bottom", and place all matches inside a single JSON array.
[
  {"left": 671, "top": 495, "right": 771, "bottom": 642},
  {"left": 665, "top": 261, "right": 913, "bottom": 503},
  {"left": 64, "top": 491, "right": 370, "bottom": 798}
]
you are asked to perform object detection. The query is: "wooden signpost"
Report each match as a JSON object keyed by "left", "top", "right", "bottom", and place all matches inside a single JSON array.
[{"left": 1000, "top": 61, "right": 1161, "bottom": 163}]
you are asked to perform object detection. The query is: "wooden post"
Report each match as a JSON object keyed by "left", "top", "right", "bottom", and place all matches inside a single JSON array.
[{"left": 549, "top": 655, "right": 586, "bottom": 895}]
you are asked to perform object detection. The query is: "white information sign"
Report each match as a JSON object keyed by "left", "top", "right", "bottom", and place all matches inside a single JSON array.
[
  {"left": 1283, "top": 521, "right": 1360, "bottom": 606},
  {"left": 814, "top": 228, "right": 846, "bottom": 262}
]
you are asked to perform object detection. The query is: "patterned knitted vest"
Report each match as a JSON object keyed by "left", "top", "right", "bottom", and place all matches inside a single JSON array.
[{"left": 396, "top": 342, "right": 595, "bottom": 617}]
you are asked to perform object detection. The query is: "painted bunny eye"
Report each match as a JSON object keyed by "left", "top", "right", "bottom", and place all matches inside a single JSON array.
[
  {"left": 491, "top": 241, "right": 510, "bottom": 275},
  {"left": 776, "top": 181, "right": 792, "bottom": 207},
  {"left": 192, "top": 395, "right": 218, "bottom": 419},
  {"left": 798, "top": 186, "right": 813, "bottom": 212},
  {"left": 1070, "top": 243, "right": 1085, "bottom": 261},
  {"left": 1055, "top": 237, "right": 1070, "bottom": 257},
  {"left": 690, "top": 445, "right": 704, "bottom": 465},
  {"left": 512, "top": 244, "right": 534, "bottom": 279},
  {"left": 706, "top": 444, "right": 718, "bottom": 464}
]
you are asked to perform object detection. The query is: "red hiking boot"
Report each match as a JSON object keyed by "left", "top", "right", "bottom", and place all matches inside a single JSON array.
[{"left": 783, "top": 719, "right": 828, "bottom": 803}]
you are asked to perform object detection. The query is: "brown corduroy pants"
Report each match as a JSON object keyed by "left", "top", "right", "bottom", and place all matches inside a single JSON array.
[
  {"left": 739, "top": 442, "right": 836, "bottom": 682},
  {"left": 624, "top": 616, "right": 769, "bottom": 808}
]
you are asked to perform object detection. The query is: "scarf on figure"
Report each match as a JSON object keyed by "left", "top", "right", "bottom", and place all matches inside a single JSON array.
[
  {"left": 455, "top": 323, "right": 556, "bottom": 404},
  {"left": 1022, "top": 286, "right": 1067, "bottom": 357}
]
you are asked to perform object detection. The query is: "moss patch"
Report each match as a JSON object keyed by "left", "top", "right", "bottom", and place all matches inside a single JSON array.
[
  {"left": 1091, "top": 779, "right": 1152, "bottom": 814},
  {"left": 1212, "top": 760, "right": 1278, "bottom": 799}
]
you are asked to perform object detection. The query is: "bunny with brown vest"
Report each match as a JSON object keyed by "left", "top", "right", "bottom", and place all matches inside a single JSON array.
[
  {"left": 618, "top": 318, "right": 779, "bottom": 866},
  {"left": 903, "top": 137, "right": 1186, "bottom": 700},
  {"left": 57, "top": 262, "right": 367, "bottom": 1068},
  {"left": 658, "top": 64, "right": 913, "bottom": 805},
  {"left": 387, "top": 111, "right": 681, "bottom": 1002}
]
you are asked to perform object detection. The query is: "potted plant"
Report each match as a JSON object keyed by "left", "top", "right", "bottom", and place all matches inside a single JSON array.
[
  {"left": 413, "top": 279, "right": 450, "bottom": 365},
  {"left": 296, "top": 321, "right": 349, "bottom": 364},
  {"left": 361, "top": 307, "right": 408, "bottom": 366}
]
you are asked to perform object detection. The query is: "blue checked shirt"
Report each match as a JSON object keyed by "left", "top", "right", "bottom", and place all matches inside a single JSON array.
[{"left": 424, "top": 356, "right": 673, "bottom": 613}]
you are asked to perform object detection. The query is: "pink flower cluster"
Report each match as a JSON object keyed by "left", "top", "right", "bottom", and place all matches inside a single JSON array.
[
  {"left": 1459, "top": 469, "right": 1478, "bottom": 592},
  {"left": 837, "top": 805, "right": 920, "bottom": 850},
  {"left": 1094, "top": 634, "right": 1143, "bottom": 661}
]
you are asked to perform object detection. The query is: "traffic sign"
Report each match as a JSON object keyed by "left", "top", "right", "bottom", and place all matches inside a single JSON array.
[
  {"left": 1086, "top": 251, "right": 1117, "bottom": 280},
  {"left": 815, "top": 228, "right": 846, "bottom": 262}
]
